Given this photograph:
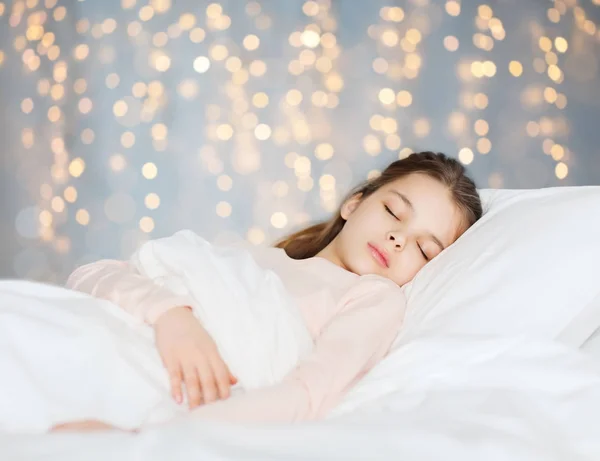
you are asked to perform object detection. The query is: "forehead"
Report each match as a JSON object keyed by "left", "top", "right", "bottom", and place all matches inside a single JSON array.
[{"left": 378, "top": 174, "right": 464, "bottom": 245}]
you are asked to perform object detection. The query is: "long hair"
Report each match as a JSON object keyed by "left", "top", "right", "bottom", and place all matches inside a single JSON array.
[{"left": 274, "top": 151, "right": 483, "bottom": 260}]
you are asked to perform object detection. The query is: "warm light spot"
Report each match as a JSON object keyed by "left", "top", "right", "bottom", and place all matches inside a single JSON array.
[
  {"left": 142, "top": 162, "right": 158, "bottom": 179},
  {"left": 458, "top": 147, "right": 474, "bottom": 164}
]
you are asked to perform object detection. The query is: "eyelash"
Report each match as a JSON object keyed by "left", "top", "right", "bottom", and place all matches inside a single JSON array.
[
  {"left": 385, "top": 204, "right": 429, "bottom": 260},
  {"left": 384, "top": 205, "right": 398, "bottom": 219}
]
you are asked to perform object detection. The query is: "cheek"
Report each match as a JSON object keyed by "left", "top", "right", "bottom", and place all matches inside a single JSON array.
[{"left": 393, "top": 251, "right": 427, "bottom": 285}]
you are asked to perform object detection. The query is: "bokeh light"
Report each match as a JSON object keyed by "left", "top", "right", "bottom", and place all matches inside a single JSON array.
[{"left": 1, "top": 0, "right": 598, "bottom": 281}]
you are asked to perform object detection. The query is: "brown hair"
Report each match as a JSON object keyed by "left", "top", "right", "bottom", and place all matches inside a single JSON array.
[{"left": 274, "top": 151, "right": 482, "bottom": 260}]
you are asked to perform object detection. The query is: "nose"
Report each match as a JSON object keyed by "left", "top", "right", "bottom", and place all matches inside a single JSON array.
[{"left": 387, "top": 231, "right": 406, "bottom": 250}]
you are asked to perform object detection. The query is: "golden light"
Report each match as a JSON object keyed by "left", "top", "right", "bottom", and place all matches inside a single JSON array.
[
  {"left": 206, "top": 3, "right": 223, "bottom": 18},
  {"left": 458, "top": 147, "right": 474, "bottom": 165},
  {"left": 209, "top": 44, "right": 228, "bottom": 61},
  {"left": 73, "top": 44, "right": 89, "bottom": 60},
  {"left": 179, "top": 13, "right": 196, "bottom": 30},
  {"left": 145, "top": 193, "right": 161, "bottom": 210},
  {"left": 113, "top": 100, "right": 128, "bottom": 117},
  {"left": 120, "top": 131, "right": 135, "bottom": 148},
  {"left": 397, "top": 90, "right": 413, "bottom": 107},
  {"left": 474, "top": 93, "right": 489, "bottom": 109},
  {"left": 476, "top": 137, "right": 492, "bottom": 154},
  {"left": 69, "top": 158, "right": 85, "bottom": 178},
  {"left": 315, "top": 143, "right": 334, "bottom": 160},
  {"left": 216, "top": 124, "right": 234, "bottom": 140},
  {"left": 544, "top": 87, "right": 558, "bottom": 104},
  {"left": 64, "top": 186, "right": 77, "bottom": 203},
  {"left": 381, "top": 117, "right": 398, "bottom": 134},
  {"left": 51, "top": 196, "right": 66, "bottom": 213},
  {"left": 445, "top": 0, "right": 461, "bottom": 16},
  {"left": 555, "top": 162, "right": 568, "bottom": 179},
  {"left": 255, "top": 124, "right": 272, "bottom": 140},
  {"left": 381, "top": 29, "right": 399, "bottom": 47},
  {"left": 319, "top": 174, "right": 336, "bottom": 191},
  {"left": 413, "top": 118, "right": 431, "bottom": 138},
  {"left": 363, "top": 135, "right": 381, "bottom": 156},
  {"left": 372, "top": 57, "right": 388, "bottom": 74},
  {"left": 303, "top": 1, "right": 319, "bottom": 16},
  {"left": 21, "top": 98, "right": 34, "bottom": 114},
  {"left": 539, "top": 36, "right": 552, "bottom": 52},
  {"left": 444, "top": 35, "right": 459, "bottom": 51},
  {"left": 217, "top": 175, "right": 233, "bottom": 191},
  {"left": 106, "top": 73, "right": 120, "bottom": 89},
  {"left": 110, "top": 154, "right": 127, "bottom": 172},
  {"left": 551, "top": 144, "right": 565, "bottom": 160},
  {"left": 247, "top": 227, "right": 266, "bottom": 245},
  {"left": 509, "top": 60, "right": 523, "bottom": 77},
  {"left": 139, "top": 5, "right": 155, "bottom": 21},
  {"left": 252, "top": 92, "right": 269, "bottom": 108},
  {"left": 301, "top": 30, "right": 320, "bottom": 48},
  {"left": 225, "top": 56, "right": 242, "bottom": 72},
  {"left": 286, "top": 89, "right": 303, "bottom": 106},
  {"left": 270, "top": 212, "right": 288, "bottom": 229},
  {"left": 378, "top": 88, "right": 396, "bottom": 105},
  {"left": 243, "top": 34, "right": 260, "bottom": 51},
  {"left": 193, "top": 56, "right": 211, "bottom": 73},
  {"left": 249, "top": 60, "right": 267, "bottom": 76},
  {"left": 385, "top": 134, "right": 401, "bottom": 150},
  {"left": 216, "top": 201, "right": 232, "bottom": 218},
  {"left": 142, "top": 162, "right": 158, "bottom": 179},
  {"left": 139, "top": 216, "right": 155, "bottom": 233},
  {"left": 190, "top": 27, "right": 206, "bottom": 43},
  {"left": 474, "top": 119, "right": 489, "bottom": 136},
  {"left": 151, "top": 123, "right": 168, "bottom": 140},
  {"left": 555, "top": 37, "right": 568, "bottom": 53},
  {"left": 76, "top": 209, "right": 90, "bottom": 226}
]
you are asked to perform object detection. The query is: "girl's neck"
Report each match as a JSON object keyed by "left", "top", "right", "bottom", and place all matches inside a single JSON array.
[{"left": 315, "top": 240, "right": 350, "bottom": 272}]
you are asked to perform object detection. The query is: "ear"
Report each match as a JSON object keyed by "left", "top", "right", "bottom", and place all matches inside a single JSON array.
[{"left": 340, "top": 193, "right": 362, "bottom": 220}]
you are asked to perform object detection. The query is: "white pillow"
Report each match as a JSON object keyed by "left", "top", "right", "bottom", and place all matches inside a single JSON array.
[{"left": 395, "top": 186, "right": 600, "bottom": 349}]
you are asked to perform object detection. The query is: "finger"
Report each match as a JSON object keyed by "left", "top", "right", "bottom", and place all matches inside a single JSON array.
[
  {"left": 182, "top": 365, "right": 203, "bottom": 409},
  {"left": 212, "top": 360, "right": 231, "bottom": 400},
  {"left": 197, "top": 360, "right": 218, "bottom": 405},
  {"left": 225, "top": 364, "right": 238, "bottom": 385},
  {"left": 167, "top": 363, "right": 184, "bottom": 404}
]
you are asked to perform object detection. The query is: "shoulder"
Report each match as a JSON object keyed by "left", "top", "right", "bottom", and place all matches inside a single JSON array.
[{"left": 339, "top": 274, "right": 406, "bottom": 312}]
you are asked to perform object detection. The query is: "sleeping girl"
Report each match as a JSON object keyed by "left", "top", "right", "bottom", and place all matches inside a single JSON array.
[{"left": 51, "top": 151, "right": 482, "bottom": 431}]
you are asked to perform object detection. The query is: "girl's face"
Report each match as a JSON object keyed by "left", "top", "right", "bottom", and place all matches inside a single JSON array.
[{"left": 318, "top": 173, "right": 466, "bottom": 286}]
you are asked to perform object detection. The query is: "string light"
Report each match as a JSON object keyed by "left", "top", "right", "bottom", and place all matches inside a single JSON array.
[{"left": 2, "top": 0, "right": 592, "bottom": 280}]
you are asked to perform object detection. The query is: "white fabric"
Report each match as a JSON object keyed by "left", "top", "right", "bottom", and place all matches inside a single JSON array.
[
  {"left": 3, "top": 186, "right": 600, "bottom": 460},
  {"left": 130, "top": 230, "right": 313, "bottom": 390},
  {"left": 393, "top": 186, "right": 600, "bottom": 349},
  {"left": 0, "top": 280, "right": 182, "bottom": 432},
  {"left": 3, "top": 335, "right": 600, "bottom": 460},
  {"left": 0, "top": 232, "right": 312, "bottom": 432}
]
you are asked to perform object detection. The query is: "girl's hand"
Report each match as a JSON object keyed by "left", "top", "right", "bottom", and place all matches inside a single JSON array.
[{"left": 154, "top": 306, "right": 237, "bottom": 409}]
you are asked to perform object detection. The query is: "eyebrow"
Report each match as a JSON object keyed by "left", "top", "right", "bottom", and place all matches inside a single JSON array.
[{"left": 390, "top": 190, "right": 446, "bottom": 251}]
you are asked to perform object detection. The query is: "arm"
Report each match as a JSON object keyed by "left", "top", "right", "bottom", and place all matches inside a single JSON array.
[
  {"left": 67, "top": 259, "right": 235, "bottom": 405},
  {"left": 66, "top": 259, "right": 195, "bottom": 324},
  {"left": 189, "top": 277, "right": 406, "bottom": 422}
]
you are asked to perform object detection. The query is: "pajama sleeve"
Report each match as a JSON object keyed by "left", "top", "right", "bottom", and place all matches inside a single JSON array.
[
  {"left": 187, "top": 276, "right": 406, "bottom": 422},
  {"left": 66, "top": 259, "right": 195, "bottom": 324}
]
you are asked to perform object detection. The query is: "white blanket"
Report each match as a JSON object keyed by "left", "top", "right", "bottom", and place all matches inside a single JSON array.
[
  {"left": 3, "top": 333, "right": 600, "bottom": 460},
  {"left": 130, "top": 230, "right": 313, "bottom": 390},
  {"left": 0, "top": 231, "right": 312, "bottom": 432}
]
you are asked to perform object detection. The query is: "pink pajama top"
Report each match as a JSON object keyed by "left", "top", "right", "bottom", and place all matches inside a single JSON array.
[{"left": 66, "top": 246, "right": 406, "bottom": 423}]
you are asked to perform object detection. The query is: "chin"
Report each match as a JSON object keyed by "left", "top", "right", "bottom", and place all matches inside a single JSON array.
[{"left": 347, "top": 256, "right": 382, "bottom": 277}]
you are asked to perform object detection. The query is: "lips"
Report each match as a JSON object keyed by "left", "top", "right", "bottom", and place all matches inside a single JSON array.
[{"left": 368, "top": 243, "right": 389, "bottom": 268}]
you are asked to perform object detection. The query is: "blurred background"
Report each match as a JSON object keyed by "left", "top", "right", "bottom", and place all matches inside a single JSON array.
[{"left": 0, "top": 0, "right": 599, "bottom": 282}]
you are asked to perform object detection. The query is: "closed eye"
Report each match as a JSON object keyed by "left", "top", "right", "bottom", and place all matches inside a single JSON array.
[
  {"left": 418, "top": 246, "right": 430, "bottom": 261},
  {"left": 384, "top": 205, "right": 398, "bottom": 220}
]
